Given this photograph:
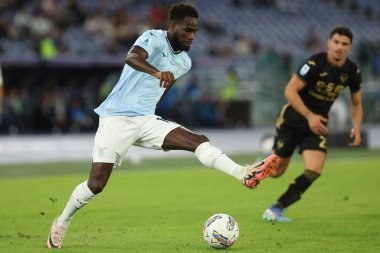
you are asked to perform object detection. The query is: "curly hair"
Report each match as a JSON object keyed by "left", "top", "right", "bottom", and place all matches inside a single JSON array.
[{"left": 169, "top": 3, "right": 198, "bottom": 21}]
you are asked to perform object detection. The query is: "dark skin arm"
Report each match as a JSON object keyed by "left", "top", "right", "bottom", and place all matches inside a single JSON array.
[{"left": 125, "top": 46, "right": 175, "bottom": 88}]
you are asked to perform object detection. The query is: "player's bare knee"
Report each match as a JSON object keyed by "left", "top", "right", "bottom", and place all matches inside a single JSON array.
[
  {"left": 198, "top": 134, "right": 209, "bottom": 143},
  {"left": 304, "top": 169, "right": 321, "bottom": 182},
  {"left": 188, "top": 134, "right": 209, "bottom": 151},
  {"left": 87, "top": 179, "right": 107, "bottom": 194}
]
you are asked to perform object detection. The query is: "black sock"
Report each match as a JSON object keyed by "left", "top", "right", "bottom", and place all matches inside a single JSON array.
[{"left": 276, "top": 174, "right": 312, "bottom": 208}]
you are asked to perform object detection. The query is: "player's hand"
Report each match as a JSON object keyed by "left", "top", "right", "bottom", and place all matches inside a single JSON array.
[
  {"left": 349, "top": 128, "right": 361, "bottom": 147},
  {"left": 306, "top": 112, "right": 328, "bottom": 136},
  {"left": 154, "top": 71, "right": 175, "bottom": 88}
]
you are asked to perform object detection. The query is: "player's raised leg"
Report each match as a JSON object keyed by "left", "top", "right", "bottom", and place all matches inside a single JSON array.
[{"left": 162, "top": 127, "right": 278, "bottom": 188}]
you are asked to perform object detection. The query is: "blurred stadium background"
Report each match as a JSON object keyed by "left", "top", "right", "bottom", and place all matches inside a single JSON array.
[{"left": 0, "top": 0, "right": 379, "bottom": 163}]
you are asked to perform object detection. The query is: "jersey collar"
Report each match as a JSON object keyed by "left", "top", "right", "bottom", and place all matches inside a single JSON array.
[{"left": 165, "top": 31, "right": 182, "bottom": 54}]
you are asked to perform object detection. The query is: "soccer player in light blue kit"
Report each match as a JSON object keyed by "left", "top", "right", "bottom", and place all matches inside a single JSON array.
[{"left": 47, "top": 3, "right": 278, "bottom": 249}]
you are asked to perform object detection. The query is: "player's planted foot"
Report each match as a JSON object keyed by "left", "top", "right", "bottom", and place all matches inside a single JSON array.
[
  {"left": 262, "top": 207, "right": 292, "bottom": 222},
  {"left": 242, "top": 154, "right": 278, "bottom": 189},
  {"left": 47, "top": 217, "right": 68, "bottom": 249}
]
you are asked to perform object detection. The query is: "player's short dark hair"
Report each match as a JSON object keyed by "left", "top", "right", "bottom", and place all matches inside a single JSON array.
[
  {"left": 169, "top": 3, "right": 198, "bottom": 21},
  {"left": 330, "top": 26, "right": 353, "bottom": 43}
]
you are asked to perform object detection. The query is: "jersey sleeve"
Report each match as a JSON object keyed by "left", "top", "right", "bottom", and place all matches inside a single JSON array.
[
  {"left": 133, "top": 30, "right": 162, "bottom": 57},
  {"left": 295, "top": 54, "right": 319, "bottom": 82},
  {"left": 349, "top": 66, "right": 362, "bottom": 93}
]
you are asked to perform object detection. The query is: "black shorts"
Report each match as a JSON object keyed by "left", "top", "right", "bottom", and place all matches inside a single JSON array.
[{"left": 273, "top": 121, "right": 327, "bottom": 158}]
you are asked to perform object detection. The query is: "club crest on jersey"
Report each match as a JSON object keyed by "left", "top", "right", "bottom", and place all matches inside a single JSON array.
[
  {"left": 141, "top": 37, "right": 151, "bottom": 46},
  {"left": 97, "top": 147, "right": 107, "bottom": 157},
  {"left": 299, "top": 64, "right": 310, "bottom": 76},
  {"left": 340, "top": 74, "right": 348, "bottom": 83},
  {"left": 277, "top": 140, "right": 284, "bottom": 149}
]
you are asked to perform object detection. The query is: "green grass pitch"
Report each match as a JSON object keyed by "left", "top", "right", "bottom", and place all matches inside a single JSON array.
[{"left": 0, "top": 148, "right": 379, "bottom": 252}]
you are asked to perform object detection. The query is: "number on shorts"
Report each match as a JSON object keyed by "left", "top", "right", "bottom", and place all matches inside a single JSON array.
[{"left": 319, "top": 136, "right": 327, "bottom": 149}]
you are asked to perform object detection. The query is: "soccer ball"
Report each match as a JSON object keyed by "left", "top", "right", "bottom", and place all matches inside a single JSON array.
[{"left": 203, "top": 213, "right": 239, "bottom": 249}]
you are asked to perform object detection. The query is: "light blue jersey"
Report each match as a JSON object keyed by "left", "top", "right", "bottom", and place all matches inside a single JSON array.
[{"left": 94, "top": 29, "right": 192, "bottom": 117}]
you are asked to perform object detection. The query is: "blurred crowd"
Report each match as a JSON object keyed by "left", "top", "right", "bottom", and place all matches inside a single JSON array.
[
  {"left": 0, "top": 65, "right": 102, "bottom": 134},
  {"left": 0, "top": 65, "right": 256, "bottom": 134},
  {"left": 0, "top": 0, "right": 266, "bottom": 58},
  {"left": 1, "top": 0, "right": 379, "bottom": 58},
  {"left": 0, "top": 0, "right": 379, "bottom": 134},
  {"left": 0, "top": 0, "right": 272, "bottom": 134},
  {"left": 0, "top": 0, "right": 168, "bottom": 57}
]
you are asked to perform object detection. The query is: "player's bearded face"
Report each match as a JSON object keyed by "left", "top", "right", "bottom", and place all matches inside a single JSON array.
[
  {"left": 173, "top": 31, "right": 190, "bottom": 51},
  {"left": 171, "top": 17, "right": 198, "bottom": 52}
]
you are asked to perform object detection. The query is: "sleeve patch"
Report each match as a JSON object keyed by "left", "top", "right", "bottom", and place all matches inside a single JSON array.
[
  {"left": 299, "top": 64, "right": 310, "bottom": 76},
  {"left": 140, "top": 37, "right": 151, "bottom": 46}
]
